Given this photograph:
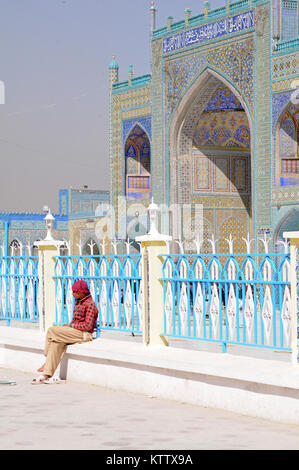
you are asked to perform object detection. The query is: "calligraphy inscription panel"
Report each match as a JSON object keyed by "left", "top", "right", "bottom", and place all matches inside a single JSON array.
[{"left": 163, "top": 10, "right": 255, "bottom": 54}]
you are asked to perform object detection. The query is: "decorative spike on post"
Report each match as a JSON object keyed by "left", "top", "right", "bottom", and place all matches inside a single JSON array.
[
  {"left": 125, "top": 237, "right": 133, "bottom": 255},
  {"left": 26, "top": 242, "right": 32, "bottom": 257},
  {"left": 242, "top": 233, "right": 254, "bottom": 254},
  {"left": 276, "top": 238, "right": 290, "bottom": 254},
  {"left": 225, "top": 234, "right": 235, "bottom": 254},
  {"left": 193, "top": 233, "right": 203, "bottom": 254},
  {"left": 87, "top": 240, "right": 96, "bottom": 256},
  {"left": 100, "top": 239, "right": 106, "bottom": 255},
  {"left": 175, "top": 239, "right": 185, "bottom": 254},
  {"left": 19, "top": 241, "right": 23, "bottom": 256},
  {"left": 77, "top": 239, "right": 82, "bottom": 256},
  {"left": 208, "top": 234, "right": 218, "bottom": 254},
  {"left": 258, "top": 233, "right": 272, "bottom": 254},
  {"left": 111, "top": 238, "right": 120, "bottom": 255}
]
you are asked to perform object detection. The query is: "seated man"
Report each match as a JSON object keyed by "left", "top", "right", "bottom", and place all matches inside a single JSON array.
[{"left": 32, "top": 280, "right": 99, "bottom": 384}]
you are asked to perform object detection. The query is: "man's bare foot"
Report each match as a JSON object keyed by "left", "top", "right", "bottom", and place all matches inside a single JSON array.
[{"left": 37, "top": 364, "right": 45, "bottom": 373}]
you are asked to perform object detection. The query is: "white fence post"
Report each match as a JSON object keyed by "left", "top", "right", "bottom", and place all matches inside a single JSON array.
[
  {"left": 136, "top": 199, "right": 172, "bottom": 347},
  {"left": 283, "top": 231, "right": 299, "bottom": 365},
  {"left": 36, "top": 210, "right": 64, "bottom": 332}
]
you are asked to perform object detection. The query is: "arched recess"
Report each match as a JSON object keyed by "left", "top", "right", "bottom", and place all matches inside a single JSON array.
[
  {"left": 275, "top": 102, "right": 299, "bottom": 187},
  {"left": 273, "top": 209, "right": 299, "bottom": 251},
  {"left": 168, "top": 67, "right": 253, "bottom": 247},
  {"left": 124, "top": 124, "right": 151, "bottom": 200}
]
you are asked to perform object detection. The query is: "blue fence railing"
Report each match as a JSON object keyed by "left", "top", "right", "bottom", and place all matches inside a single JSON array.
[
  {"left": 160, "top": 253, "right": 291, "bottom": 353},
  {"left": 0, "top": 249, "right": 293, "bottom": 357},
  {"left": 54, "top": 254, "right": 142, "bottom": 336},
  {"left": 0, "top": 256, "right": 39, "bottom": 324}
]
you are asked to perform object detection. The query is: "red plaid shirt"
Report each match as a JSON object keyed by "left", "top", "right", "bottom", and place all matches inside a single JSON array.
[{"left": 70, "top": 295, "right": 99, "bottom": 333}]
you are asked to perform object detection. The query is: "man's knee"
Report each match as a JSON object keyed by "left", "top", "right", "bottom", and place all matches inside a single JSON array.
[{"left": 46, "top": 325, "right": 61, "bottom": 340}]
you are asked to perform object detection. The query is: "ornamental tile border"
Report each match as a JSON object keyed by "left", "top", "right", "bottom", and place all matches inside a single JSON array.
[{"left": 165, "top": 37, "right": 254, "bottom": 120}]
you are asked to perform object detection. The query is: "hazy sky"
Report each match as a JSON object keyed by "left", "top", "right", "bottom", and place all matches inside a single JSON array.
[{"left": 0, "top": 0, "right": 225, "bottom": 213}]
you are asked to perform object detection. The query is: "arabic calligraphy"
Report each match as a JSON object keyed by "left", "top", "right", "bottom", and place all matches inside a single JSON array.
[{"left": 163, "top": 10, "right": 255, "bottom": 53}]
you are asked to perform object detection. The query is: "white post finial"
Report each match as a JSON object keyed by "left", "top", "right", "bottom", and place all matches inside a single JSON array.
[
  {"left": 26, "top": 241, "right": 32, "bottom": 256},
  {"left": 276, "top": 238, "right": 290, "bottom": 254},
  {"left": 77, "top": 237, "right": 82, "bottom": 256},
  {"left": 225, "top": 234, "right": 235, "bottom": 254},
  {"left": 193, "top": 233, "right": 203, "bottom": 254},
  {"left": 136, "top": 198, "right": 171, "bottom": 243},
  {"left": 258, "top": 233, "right": 272, "bottom": 254},
  {"left": 242, "top": 233, "right": 254, "bottom": 254},
  {"left": 175, "top": 239, "right": 185, "bottom": 254},
  {"left": 19, "top": 241, "right": 23, "bottom": 256},
  {"left": 148, "top": 198, "right": 160, "bottom": 236},
  {"left": 44, "top": 209, "right": 55, "bottom": 241},
  {"left": 111, "top": 239, "right": 119, "bottom": 255},
  {"left": 100, "top": 239, "right": 106, "bottom": 255},
  {"left": 125, "top": 237, "right": 133, "bottom": 254},
  {"left": 208, "top": 234, "right": 218, "bottom": 254},
  {"left": 87, "top": 239, "right": 96, "bottom": 256}
]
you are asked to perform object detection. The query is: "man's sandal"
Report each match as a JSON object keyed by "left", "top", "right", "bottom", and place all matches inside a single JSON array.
[
  {"left": 43, "top": 376, "right": 61, "bottom": 384},
  {"left": 31, "top": 375, "right": 61, "bottom": 385},
  {"left": 31, "top": 375, "right": 50, "bottom": 385}
]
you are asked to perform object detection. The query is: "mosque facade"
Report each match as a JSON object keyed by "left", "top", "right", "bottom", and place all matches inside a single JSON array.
[{"left": 109, "top": 0, "right": 299, "bottom": 252}]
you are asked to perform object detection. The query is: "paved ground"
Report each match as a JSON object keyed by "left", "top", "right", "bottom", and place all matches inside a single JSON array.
[{"left": 1, "top": 367, "right": 299, "bottom": 451}]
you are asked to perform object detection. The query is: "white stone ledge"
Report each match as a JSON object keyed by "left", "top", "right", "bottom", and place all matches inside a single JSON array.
[
  {"left": 1, "top": 326, "right": 298, "bottom": 389},
  {"left": 1, "top": 326, "right": 299, "bottom": 425}
]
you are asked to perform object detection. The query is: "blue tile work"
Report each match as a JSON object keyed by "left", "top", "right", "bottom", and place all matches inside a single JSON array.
[
  {"left": 204, "top": 86, "right": 244, "bottom": 111},
  {"left": 272, "top": 91, "right": 293, "bottom": 134},
  {"left": 163, "top": 10, "right": 255, "bottom": 53},
  {"left": 122, "top": 116, "right": 152, "bottom": 144},
  {"left": 165, "top": 38, "right": 254, "bottom": 120},
  {"left": 110, "top": 0, "right": 299, "bottom": 247}
]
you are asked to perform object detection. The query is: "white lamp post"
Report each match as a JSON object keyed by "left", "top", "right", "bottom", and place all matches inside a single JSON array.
[{"left": 44, "top": 209, "right": 55, "bottom": 241}]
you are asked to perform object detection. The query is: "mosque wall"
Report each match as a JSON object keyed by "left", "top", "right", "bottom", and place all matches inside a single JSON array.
[
  {"left": 152, "top": 2, "right": 258, "bottom": 246},
  {"left": 110, "top": 0, "right": 299, "bottom": 249},
  {"left": 110, "top": 77, "right": 152, "bottom": 237}
]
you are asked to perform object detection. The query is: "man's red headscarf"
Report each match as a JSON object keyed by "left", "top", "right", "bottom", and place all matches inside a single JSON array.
[{"left": 72, "top": 280, "right": 90, "bottom": 294}]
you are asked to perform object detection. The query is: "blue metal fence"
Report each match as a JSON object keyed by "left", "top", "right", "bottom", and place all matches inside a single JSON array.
[
  {"left": 0, "top": 256, "right": 39, "bottom": 324},
  {"left": 160, "top": 253, "right": 291, "bottom": 353},
  {"left": 0, "top": 248, "right": 293, "bottom": 357},
  {"left": 54, "top": 254, "right": 143, "bottom": 335}
]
